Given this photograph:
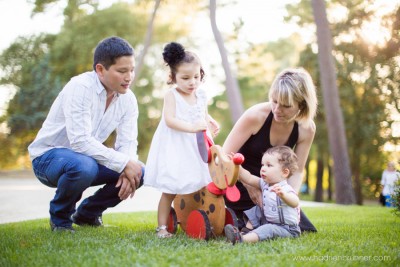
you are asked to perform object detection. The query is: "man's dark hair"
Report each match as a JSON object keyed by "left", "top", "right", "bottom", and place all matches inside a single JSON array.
[{"left": 93, "top": 36, "right": 134, "bottom": 70}]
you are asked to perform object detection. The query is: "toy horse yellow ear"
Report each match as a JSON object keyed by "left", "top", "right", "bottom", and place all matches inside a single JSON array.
[{"left": 207, "top": 146, "right": 244, "bottom": 202}]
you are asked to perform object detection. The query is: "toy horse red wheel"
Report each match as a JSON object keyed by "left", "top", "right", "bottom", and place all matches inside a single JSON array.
[
  {"left": 186, "top": 209, "right": 212, "bottom": 240},
  {"left": 224, "top": 207, "right": 238, "bottom": 228},
  {"left": 173, "top": 142, "right": 244, "bottom": 240},
  {"left": 168, "top": 207, "right": 178, "bottom": 234}
]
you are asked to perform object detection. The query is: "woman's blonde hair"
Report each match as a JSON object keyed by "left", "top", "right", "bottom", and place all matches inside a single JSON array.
[{"left": 268, "top": 68, "right": 317, "bottom": 126}]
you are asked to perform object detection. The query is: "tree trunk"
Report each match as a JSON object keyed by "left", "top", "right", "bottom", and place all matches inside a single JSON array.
[
  {"left": 327, "top": 163, "right": 332, "bottom": 201},
  {"left": 304, "top": 158, "right": 310, "bottom": 195},
  {"left": 314, "top": 158, "right": 324, "bottom": 202},
  {"left": 133, "top": 0, "right": 161, "bottom": 86},
  {"left": 209, "top": 0, "right": 244, "bottom": 122},
  {"left": 353, "top": 168, "right": 363, "bottom": 205},
  {"left": 311, "top": 0, "right": 355, "bottom": 204}
]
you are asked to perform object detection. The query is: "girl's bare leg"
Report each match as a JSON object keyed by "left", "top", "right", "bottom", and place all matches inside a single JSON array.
[{"left": 157, "top": 193, "right": 176, "bottom": 237}]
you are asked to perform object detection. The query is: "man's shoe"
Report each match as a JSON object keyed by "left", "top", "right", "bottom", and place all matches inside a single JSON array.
[
  {"left": 50, "top": 220, "right": 75, "bottom": 233},
  {"left": 71, "top": 212, "right": 103, "bottom": 227}
]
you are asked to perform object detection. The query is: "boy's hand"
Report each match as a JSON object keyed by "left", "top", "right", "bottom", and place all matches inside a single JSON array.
[
  {"left": 270, "top": 184, "right": 285, "bottom": 198},
  {"left": 271, "top": 184, "right": 300, "bottom": 207}
]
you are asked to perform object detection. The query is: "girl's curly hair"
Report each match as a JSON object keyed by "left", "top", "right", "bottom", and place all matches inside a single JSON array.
[{"left": 162, "top": 42, "right": 205, "bottom": 84}]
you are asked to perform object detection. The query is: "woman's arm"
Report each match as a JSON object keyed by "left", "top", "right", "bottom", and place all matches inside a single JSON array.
[
  {"left": 223, "top": 103, "right": 270, "bottom": 153},
  {"left": 223, "top": 103, "right": 270, "bottom": 205},
  {"left": 289, "top": 121, "right": 316, "bottom": 192},
  {"left": 164, "top": 91, "right": 207, "bottom": 133}
]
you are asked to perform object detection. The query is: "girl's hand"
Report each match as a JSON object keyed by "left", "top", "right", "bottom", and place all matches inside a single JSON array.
[
  {"left": 193, "top": 120, "right": 208, "bottom": 132},
  {"left": 208, "top": 117, "right": 220, "bottom": 137}
]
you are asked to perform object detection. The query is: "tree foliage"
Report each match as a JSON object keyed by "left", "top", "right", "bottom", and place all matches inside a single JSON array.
[
  {"left": 0, "top": 1, "right": 189, "bottom": 168},
  {"left": 0, "top": 34, "right": 58, "bottom": 135},
  {"left": 286, "top": 0, "right": 400, "bottom": 203}
]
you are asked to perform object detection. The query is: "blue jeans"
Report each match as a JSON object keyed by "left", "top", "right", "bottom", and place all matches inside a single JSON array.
[
  {"left": 32, "top": 148, "right": 144, "bottom": 227},
  {"left": 384, "top": 195, "right": 394, "bottom": 207}
]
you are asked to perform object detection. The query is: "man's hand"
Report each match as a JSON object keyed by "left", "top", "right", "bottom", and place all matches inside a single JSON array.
[
  {"left": 116, "top": 173, "right": 135, "bottom": 200},
  {"left": 116, "top": 160, "right": 142, "bottom": 200},
  {"left": 123, "top": 160, "right": 142, "bottom": 189}
]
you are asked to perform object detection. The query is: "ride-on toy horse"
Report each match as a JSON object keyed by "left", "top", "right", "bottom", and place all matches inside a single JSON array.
[{"left": 167, "top": 131, "right": 244, "bottom": 240}]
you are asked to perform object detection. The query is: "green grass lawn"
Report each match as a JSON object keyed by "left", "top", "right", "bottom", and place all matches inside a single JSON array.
[{"left": 0, "top": 206, "right": 398, "bottom": 267}]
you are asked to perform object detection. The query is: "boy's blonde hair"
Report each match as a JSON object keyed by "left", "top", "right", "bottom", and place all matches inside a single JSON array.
[
  {"left": 269, "top": 68, "right": 317, "bottom": 126},
  {"left": 265, "top": 146, "right": 299, "bottom": 176}
]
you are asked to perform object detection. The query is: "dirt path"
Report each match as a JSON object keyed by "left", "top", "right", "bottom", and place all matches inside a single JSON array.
[
  {"left": 0, "top": 170, "right": 336, "bottom": 225},
  {"left": 0, "top": 173, "right": 161, "bottom": 224}
]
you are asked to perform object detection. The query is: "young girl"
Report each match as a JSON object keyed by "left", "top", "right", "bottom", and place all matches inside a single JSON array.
[
  {"left": 144, "top": 42, "right": 219, "bottom": 238},
  {"left": 224, "top": 146, "right": 301, "bottom": 244}
]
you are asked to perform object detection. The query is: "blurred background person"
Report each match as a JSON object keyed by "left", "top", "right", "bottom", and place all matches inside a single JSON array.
[{"left": 380, "top": 161, "right": 400, "bottom": 207}]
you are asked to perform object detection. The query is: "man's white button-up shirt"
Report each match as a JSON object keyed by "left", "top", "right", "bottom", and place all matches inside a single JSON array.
[{"left": 28, "top": 71, "right": 139, "bottom": 173}]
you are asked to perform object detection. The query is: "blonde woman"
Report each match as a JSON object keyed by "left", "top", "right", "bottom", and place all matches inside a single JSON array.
[{"left": 223, "top": 68, "right": 318, "bottom": 232}]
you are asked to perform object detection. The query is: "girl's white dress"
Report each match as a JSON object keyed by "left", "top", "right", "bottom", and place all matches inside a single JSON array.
[{"left": 144, "top": 87, "right": 211, "bottom": 194}]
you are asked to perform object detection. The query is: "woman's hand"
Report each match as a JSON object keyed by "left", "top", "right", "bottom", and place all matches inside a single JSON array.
[{"left": 244, "top": 183, "right": 262, "bottom": 207}]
